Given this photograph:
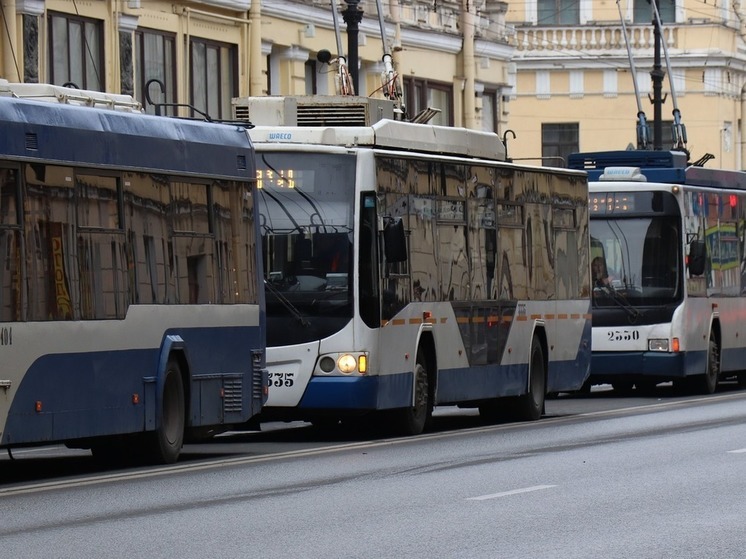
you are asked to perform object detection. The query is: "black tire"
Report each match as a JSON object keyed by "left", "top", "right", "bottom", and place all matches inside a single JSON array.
[
  {"left": 148, "top": 358, "right": 185, "bottom": 464},
  {"left": 513, "top": 336, "right": 546, "bottom": 421},
  {"left": 697, "top": 335, "right": 719, "bottom": 395},
  {"left": 391, "top": 349, "right": 432, "bottom": 436}
]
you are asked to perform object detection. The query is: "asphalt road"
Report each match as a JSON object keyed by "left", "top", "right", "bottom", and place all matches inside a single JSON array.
[{"left": 1, "top": 383, "right": 745, "bottom": 558}]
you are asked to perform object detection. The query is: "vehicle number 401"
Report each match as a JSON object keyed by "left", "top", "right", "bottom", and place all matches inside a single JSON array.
[
  {"left": 607, "top": 330, "right": 640, "bottom": 341},
  {"left": 269, "top": 372, "right": 295, "bottom": 387}
]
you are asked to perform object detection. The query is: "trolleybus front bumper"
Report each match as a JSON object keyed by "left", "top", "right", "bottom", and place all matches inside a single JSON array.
[{"left": 590, "top": 351, "right": 686, "bottom": 384}]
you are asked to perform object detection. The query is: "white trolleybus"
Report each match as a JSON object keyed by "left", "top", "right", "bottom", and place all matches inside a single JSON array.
[
  {"left": 0, "top": 82, "right": 266, "bottom": 464},
  {"left": 568, "top": 149, "right": 746, "bottom": 394},
  {"left": 236, "top": 95, "right": 591, "bottom": 434}
]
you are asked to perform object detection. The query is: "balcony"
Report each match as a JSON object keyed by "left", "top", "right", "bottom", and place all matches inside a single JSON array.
[{"left": 513, "top": 23, "right": 678, "bottom": 56}]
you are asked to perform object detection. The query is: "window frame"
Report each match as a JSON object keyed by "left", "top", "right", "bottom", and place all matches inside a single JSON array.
[
  {"left": 47, "top": 11, "right": 104, "bottom": 91},
  {"left": 541, "top": 122, "right": 579, "bottom": 168},
  {"left": 189, "top": 37, "right": 238, "bottom": 120},
  {"left": 134, "top": 28, "right": 177, "bottom": 116},
  {"left": 403, "top": 77, "right": 454, "bottom": 126}
]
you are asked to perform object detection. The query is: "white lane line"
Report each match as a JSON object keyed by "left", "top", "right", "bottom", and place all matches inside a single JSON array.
[
  {"left": 467, "top": 484, "right": 557, "bottom": 501},
  {"left": 727, "top": 448, "right": 746, "bottom": 454}
]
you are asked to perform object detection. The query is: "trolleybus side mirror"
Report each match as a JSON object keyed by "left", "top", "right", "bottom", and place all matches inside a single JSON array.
[
  {"left": 383, "top": 217, "right": 408, "bottom": 263},
  {"left": 688, "top": 239, "right": 706, "bottom": 276}
]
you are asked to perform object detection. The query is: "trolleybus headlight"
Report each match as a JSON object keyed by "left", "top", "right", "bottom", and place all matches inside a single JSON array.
[
  {"left": 319, "top": 356, "right": 336, "bottom": 373},
  {"left": 648, "top": 339, "right": 669, "bottom": 352},
  {"left": 337, "top": 354, "right": 357, "bottom": 374}
]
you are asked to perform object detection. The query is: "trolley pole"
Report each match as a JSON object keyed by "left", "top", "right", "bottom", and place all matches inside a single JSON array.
[{"left": 342, "top": 0, "right": 363, "bottom": 95}]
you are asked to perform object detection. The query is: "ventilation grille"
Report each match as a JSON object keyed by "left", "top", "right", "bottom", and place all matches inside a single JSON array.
[
  {"left": 25, "top": 133, "right": 38, "bottom": 151},
  {"left": 223, "top": 378, "right": 243, "bottom": 414},
  {"left": 251, "top": 349, "right": 266, "bottom": 403},
  {"left": 296, "top": 103, "right": 371, "bottom": 127},
  {"left": 234, "top": 105, "right": 250, "bottom": 123},
  {"left": 232, "top": 96, "right": 397, "bottom": 127}
]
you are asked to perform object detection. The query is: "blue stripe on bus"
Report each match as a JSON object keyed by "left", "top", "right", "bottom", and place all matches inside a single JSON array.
[
  {"left": 720, "top": 346, "right": 746, "bottom": 374},
  {"left": 298, "top": 356, "right": 591, "bottom": 411},
  {"left": 2, "top": 325, "right": 263, "bottom": 446},
  {"left": 597, "top": 347, "right": 746, "bottom": 379}
]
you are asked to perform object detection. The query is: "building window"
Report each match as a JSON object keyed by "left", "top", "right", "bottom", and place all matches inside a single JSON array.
[
  {"left": 537, "top": 0, "right": 580, "bottom": 25},
  {"left": 190, "top": 38, "right": 237, "bottom": 120},
  {"left": 569, "top": 70, "right": 584, "bottom": 98},
  {"left": 481, "top": 89, "right": 499, "bottom": 133},
  {"left": 403, "top": 77, "right": 453, "bottom": 126},
  {"left": 536, "top": 70, "right": 550, "bottom": 99},
  {"left": 542, "top": 123, "right": 578, "bottom": 167},
  {"left": 48, "top": 12, "right": 104, "bottom": 90},
  {"left": 634, "top": 0, "right": 675, "bottom": 24},
  {"left": 135, "top": 30, "right": 176, "bottom": 115}
]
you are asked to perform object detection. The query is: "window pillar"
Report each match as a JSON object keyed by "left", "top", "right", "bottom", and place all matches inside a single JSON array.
[
  {"left": 17, "top": 0, "right": 44, "bottom": 82},
  {"left": 118, "top": 14, "right": 138, "bottom": 97}
]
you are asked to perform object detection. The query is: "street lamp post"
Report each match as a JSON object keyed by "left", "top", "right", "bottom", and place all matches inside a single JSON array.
[
  {"left": 341, "top": 0, "right": 363, "bottom": 95},
  {"left": 650, "top": 0, "right": 665, "bottom": 150}
]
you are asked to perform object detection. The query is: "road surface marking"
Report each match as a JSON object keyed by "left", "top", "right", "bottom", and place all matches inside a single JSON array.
[
  {"left": 727, "top": 448, "right": 746, "bottom": 454},
  {"left": 467, "top": 485, "right": 557, "bottom": 501}
]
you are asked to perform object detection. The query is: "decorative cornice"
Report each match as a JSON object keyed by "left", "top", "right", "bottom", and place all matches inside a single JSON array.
[
  {"left": 277, "top": 45, "right": 310, "bottom": 62},
  {"left": 118, "top": 13, "right": 140, "bottom": 33},
  {"left": 16, "top": 0, "right": 45, "bottom": 16},
  {"left": 192, "top": 0, "right": 251, "bottom": 11},
  {"left": 262, "top": 1, "right": 507, "bottom": 59}
]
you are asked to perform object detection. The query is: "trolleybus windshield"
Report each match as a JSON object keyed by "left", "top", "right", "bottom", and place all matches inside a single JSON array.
[{"left": 257, "top": 152, "right": 355, "bottom": 346}]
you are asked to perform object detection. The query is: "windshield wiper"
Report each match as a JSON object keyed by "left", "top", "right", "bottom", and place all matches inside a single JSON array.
[
  {"left": 595, "top": 285, "right": 642, "bottom": 323},
  {"left": 264, "top": 279, "right": 310, "bottom": 327}
]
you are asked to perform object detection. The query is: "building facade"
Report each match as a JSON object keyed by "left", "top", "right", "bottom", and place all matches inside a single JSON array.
[
  {"left": 1, "top": 1, "right": 745, "bottom": 169},
  {"left": 506, "top": 0, "right": 746, "bottom": 170},
  {"left": 0, "top": 0, "right": 513, "bottom": 130}
]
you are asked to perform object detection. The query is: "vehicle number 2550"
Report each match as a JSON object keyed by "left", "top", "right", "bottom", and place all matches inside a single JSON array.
[{"left": 607, "top": 330, "right": 640, "bottom": 341}]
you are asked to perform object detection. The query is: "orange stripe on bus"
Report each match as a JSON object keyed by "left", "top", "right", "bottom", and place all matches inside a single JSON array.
[
  {"left": 516, "top": 316, "right": 527, "bottom": 321},
  {"left": 456, "top": 317, "right": 469, "bottom": 324},
  {"left": 409, "top": 318, "right": 423, "bottom": 325},
  {"left": 544, "top": 314, "right": 555, "bottom": 320},
  {"left": 391, "top": 319, "right": 406, "bottom": 326},
  {"left": 530, "top": 314, "right": 542, "bottom": 320},
  {"left": 557, "top": 313, "right": 568, "bottom": 319}
]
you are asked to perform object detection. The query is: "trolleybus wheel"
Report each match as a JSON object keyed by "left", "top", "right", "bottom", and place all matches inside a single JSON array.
[
  {"left": 148, "top": 358, "right": 185, "bottom": 464},
  {"left": 698, "top": 336, "right": 720, "bottom": 395},
  {"left": 513, "top": 336, "right": 546, "bottom": 421},
  {"left": 392, "top": 349, "right": 431, "bottom": 436}
]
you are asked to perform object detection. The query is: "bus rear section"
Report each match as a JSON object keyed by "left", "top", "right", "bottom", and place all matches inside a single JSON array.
[
  {"left": 0, "top": 84, "right": 267, "bottom": 464},
  {"left": 250, "top": 106, "right": 591, "bottom": 434},
  {"left": 573, "top": 150, "right": 746, "bottom": 393}
]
